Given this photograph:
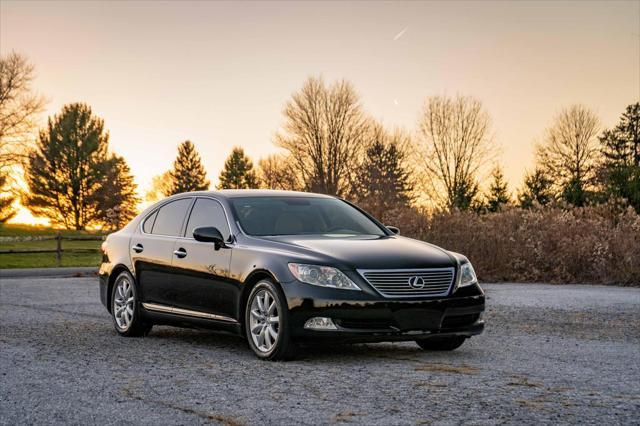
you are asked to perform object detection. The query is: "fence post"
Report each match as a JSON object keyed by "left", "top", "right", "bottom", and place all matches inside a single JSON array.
[{"left": 56, "top": 231, "right": 62, "bottom": 267}]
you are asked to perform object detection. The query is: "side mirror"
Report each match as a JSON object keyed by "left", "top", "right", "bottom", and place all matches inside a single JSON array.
[
  {"left": 193, "top": 226, "right": 226, "bottom": 249},
  {"left": 386, "top": 226, "right": 400, "bottom": 235}
]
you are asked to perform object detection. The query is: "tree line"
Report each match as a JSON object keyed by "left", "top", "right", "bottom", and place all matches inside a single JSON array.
[{"left": 1, "top": 52, "right": 638, "bottom": 230}]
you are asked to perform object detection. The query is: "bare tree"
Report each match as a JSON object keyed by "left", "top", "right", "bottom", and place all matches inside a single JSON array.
[
  {"left": 258, "top": 154, "right": 303, "bottom": 191},
  {"left": 536, "top": 105, "right": 601, "bottom": 206},
  {"left": 275, "top": 76, "right": 369, "bottom": 196},
  {"left": 417, "top": 95, "right": 493, "bottom": 210},
  {"left": 0, "top": 52, "right": 46, "bottom": 170}
]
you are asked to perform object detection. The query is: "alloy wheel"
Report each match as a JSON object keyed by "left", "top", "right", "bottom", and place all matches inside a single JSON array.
[
  {"left": 249, "top": 289, "right": 280, "bottom": 352},
  {"left": 113, "top": 277, "right": 135, "bottom": 330}
]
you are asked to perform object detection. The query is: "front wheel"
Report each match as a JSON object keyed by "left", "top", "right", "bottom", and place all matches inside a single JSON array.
[
  {"left": 245, "top": 280, "right": 296, "bottom": 361},
  {"left": 415, "top": 336, "right": 466, "bottom": 351},
  {"left": 111, "top": 271, "right": 152, "bottom": 337}
]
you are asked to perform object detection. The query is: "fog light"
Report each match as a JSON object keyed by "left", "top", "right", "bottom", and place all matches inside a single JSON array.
[{"left": 304, "top": 317, "right": 337, "bottom": 330}]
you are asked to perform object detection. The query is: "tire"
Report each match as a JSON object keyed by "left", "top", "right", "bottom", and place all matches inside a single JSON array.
[
  {"left": 245, "top": 280, "right": 297, "bottom": 361},
  {"left": 111, "top": 271, "right": 152, "bottom": 337},
  {"left": 415, "top": 336, "right": 466, "bottom": 351}
]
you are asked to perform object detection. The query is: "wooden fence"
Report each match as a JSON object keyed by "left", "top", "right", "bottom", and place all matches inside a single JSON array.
[{"left": 0, "top": 232, "right": 104, "bottom": 267}]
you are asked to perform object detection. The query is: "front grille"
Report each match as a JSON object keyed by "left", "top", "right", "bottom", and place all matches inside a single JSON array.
[{"left": 359, "top": 268, "right": 455, "bottom": 298}]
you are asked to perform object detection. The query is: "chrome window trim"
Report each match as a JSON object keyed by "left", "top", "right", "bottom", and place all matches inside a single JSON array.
[
  {"left": 356, "top": 267, "right": 456, "bottom": 299},
  {"left": 142, "top": 302, "right": 237, "bottom": 323},
  {"left": 138, "top": 195, "right": 235, "bottom": 245},
  {"left": 182, "top": 196, "right": 235, "bottom": 244},
  {"left": 138, "top": 196, "right": 194, "bottom": 238}
]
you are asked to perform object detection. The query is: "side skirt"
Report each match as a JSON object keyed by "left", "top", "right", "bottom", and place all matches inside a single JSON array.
[{"left": 141, "top": 303, "right": 243, "bottom": 335}]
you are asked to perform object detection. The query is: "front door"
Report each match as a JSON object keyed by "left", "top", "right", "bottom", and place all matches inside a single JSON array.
[{"left": 169, "top": 197, "right": 238, "bottom": 320}]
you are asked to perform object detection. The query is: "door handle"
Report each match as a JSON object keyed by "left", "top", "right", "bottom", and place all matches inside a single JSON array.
[
  {"left": 132, "top": 244, "right": 144, "bottom": 253},
  {"left": 173, "top": 248, "right": 187, "bottom": 258}
]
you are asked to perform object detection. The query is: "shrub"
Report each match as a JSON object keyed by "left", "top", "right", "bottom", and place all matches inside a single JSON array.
[{"left": 399, "top": 200, "right": 640, "bottom": 286}]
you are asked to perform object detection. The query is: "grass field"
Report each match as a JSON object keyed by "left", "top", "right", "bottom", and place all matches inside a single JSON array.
[{"left": 0, "top": 224, "right": 105, "bottom": 269}]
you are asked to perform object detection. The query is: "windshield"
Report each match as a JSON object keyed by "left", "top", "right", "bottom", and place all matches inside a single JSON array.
[{"left": 230, "top": 197, "right": 387, "bottom": 237}]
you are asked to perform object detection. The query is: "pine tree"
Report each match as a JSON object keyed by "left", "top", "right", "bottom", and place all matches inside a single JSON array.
[
  {"left": 599, "top": 103, "right": 640, "bottom": 212},
  {"left": 535, "top": 105, "right": 601, "bottom": 206},
  {"left": 449, "top": 179, "right": 480, "bottom": 212},
  {"left": 90, "top": 155, "right": 140, "bottom": 230},
  {"left": 352, "top": 126, "right": 413, "bottom": 221},
  {"left": 167, "top": 140, "right": 210, "bottom": 195},
  {"left": 0, "top": 170, "right": 16, "bottom": 223},
  {"left": 518, "top": 167, "right": 554, "bottom": 208},
  {"left": 23, "top": 103, "right": 111, "bottom": 230},
  {"left": 486, "top": 165, "right": 510, "bottom": 212},
  {"left": 217, "top": 147, "right": 259, "bottom": 189}
]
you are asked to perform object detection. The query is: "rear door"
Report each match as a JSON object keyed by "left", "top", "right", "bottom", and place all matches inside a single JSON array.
[
  {"left": 169, "top": 197, "right": 237, "bottom": 320},
  {"left": 131, "top": 197, "right": 193, "bottom": 308}
]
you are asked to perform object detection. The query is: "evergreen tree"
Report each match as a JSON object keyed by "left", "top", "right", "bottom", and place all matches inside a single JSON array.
[
  {"left": 535, "top": 105, "right": 601, "bottom": 206},
  {"left": 599, "top": 103, "right": 640, "bottom": 212},
  {"left": 518, "top": 167, "right": 554, "bottom": 208},
  {"left": 90, "top": 155, "right": 139, "bottom": 230},
  {"left": 449, "top": 179, "right": 480, "bottom": 212},
  {"left": 0, "top": 170, "right": 16, "bottom": 223},
  {"left": 167, "top": 140, "right": 210, "bottom": 195},
  {"left": 217, "top": 147, "right": 259, "bottom": 189},
  {"left": 351, "top": 126, "right": 413, "bottom": 221},
  {"left": 486, "top": 165, "right": 510, "bottom": 212},
  {"left": 23, "top": 103, "right": 111, "bottom": 230}
]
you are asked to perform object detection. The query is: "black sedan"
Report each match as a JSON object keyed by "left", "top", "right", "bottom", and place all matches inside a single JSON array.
[{"left": 99, "top": 190, "right": 485, "bottom": 360}]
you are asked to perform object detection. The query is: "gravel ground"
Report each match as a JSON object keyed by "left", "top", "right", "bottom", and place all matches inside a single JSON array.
[{"left": 1, "top": 278, "right": 639, "bottom": 425}]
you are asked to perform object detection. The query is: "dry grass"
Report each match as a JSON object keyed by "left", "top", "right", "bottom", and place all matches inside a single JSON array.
[{"left": 395, "top": 200, "right": 640, "bottom": 286}]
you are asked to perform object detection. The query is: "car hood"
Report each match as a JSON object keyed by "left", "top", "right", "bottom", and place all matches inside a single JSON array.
[{"left": 259, "top": 234, "right": 456, "bottom": 270}]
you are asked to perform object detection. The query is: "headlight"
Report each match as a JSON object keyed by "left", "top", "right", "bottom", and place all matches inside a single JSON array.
[
  {"left": 288, "top": 263, "right": 361, "bottom": 291},
  {"left": 459, "top": 262, "right": 478, "bottom": 287}
]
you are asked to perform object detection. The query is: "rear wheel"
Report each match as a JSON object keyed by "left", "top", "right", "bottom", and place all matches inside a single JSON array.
[
  {"left": 111, "top": 271, "right": 152, "bottom": 337},
  {"left": 415, "top": 336, "right": 466, "bottom": 351},
  {"left": 245, "top": 280, "right": 296, "bottom": 361}
]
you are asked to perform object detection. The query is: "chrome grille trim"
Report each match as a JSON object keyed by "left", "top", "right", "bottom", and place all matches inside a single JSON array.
[{"left": 357, "top": 267, "right": 455, "bottom": 298}]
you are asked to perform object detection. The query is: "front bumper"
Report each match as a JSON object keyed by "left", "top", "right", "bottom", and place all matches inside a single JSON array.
[{"left": 282, "top": 280, "right": 485, "bottom": 343}]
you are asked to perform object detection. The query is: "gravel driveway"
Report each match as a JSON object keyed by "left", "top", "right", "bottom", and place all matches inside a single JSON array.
[{"left": 1, "top": 277, "right": 638, "bottom": 425}]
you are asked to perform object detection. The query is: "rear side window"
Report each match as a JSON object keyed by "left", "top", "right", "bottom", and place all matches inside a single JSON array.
[
  {"left": 150, "top": 198, "right": 192, "bottom": 236},
  {"left": 142, "top": 211, "right": 157, "bottom": 233},
  {"left": 185, "top": 198, "right": 231, "bottom": 240}
]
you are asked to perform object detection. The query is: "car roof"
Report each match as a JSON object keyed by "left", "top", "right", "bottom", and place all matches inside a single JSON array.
[{"left": 173, "top": 189, "right": 336, "bottom": 199}]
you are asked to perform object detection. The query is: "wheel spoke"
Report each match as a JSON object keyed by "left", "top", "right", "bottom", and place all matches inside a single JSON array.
[
  {"left": 251, "top": 324, "right": 263, "bottom": 334},
  {"left": 268, "top": 315, "right": 279, "bottom": 324},
  {"left": 256, "top": 294, "right": 264, "bottom": 312},
  {"left": 267, "top": 301, "right": 276, "bottom": 315},
  {"left": 267, "top": 325, "right": 277, "bottom": 341},
  {"left": 264, "top": 326, "right": 272, "bottom": 348}
]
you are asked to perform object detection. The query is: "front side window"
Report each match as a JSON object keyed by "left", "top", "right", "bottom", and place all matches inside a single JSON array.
[
  {"left": 150, "top": 198, "right": 192, "bottom": 236},
  {"left": 230, "top": 197, "right": 387, "bottom": 237},
  {"left": 184, "top": 198, "right": 231, "bottom": 240}
]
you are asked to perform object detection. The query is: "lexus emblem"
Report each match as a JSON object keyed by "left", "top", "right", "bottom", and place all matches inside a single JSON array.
[{"left": 408, "top": 276, "right": 425, "bottom": 289}]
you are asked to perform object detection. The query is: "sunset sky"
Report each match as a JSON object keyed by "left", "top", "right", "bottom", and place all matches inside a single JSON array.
[{"left": 1, "top": 0, "right": 639, "bottom": 224}]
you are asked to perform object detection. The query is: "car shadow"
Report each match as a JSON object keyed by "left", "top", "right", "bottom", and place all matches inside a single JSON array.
[{"left": 146, "top": 326, "right": 446, "bottom": 363}]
